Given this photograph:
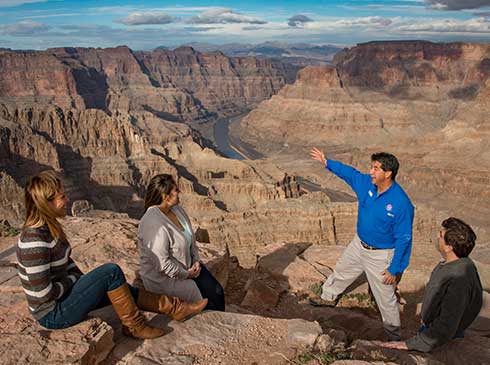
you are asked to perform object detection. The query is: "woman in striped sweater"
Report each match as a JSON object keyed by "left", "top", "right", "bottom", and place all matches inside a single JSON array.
[{"left": 16, "top": 170, "right": 208, "bottom": 339}]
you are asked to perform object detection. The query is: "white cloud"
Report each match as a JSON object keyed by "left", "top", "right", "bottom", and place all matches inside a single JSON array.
[
  {"left": 114, "top": 12, "right": 176, "bottom": 26},
  {"left": 186, "top": 8, "right": 267, "bottom": 25},
  {"left": 0, "top": 20, "right": 50, "bottom": 35},
  {"left": 198, "top": 15, "right": 490, "bottom": 43},
  {"left": 149, "top": 7, "right": 217, "bottom": 12},
  {"left": 0, "top": 0, "right": 48, "bottom": 7},
  {"left": 308, "top": 16, "right": 393, "bottom": 30},
  {"left": 22, "top": 13, "right": 82, "bottom": 19},
  {"left": 3, "top": 11, "right": 490, "bottom": 50},
  {"left": 339, "top": 4, "right": 427, "bottom": 13},
  {"left": 398, "top": 17, "right": 490, "bottom": 33}
]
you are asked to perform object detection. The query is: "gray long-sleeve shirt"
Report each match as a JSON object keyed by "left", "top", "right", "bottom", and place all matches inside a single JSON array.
[{"left": 406, "top": 257, "right": 483, "bottom": 352}]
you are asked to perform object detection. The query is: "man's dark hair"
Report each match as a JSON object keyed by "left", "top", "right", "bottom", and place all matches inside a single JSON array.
[
  {"left": 441, "top": 217, "right": 477, "bottom": 258},
  {"left": 371, "top": 152, "right": 400, "bottom": 180}
]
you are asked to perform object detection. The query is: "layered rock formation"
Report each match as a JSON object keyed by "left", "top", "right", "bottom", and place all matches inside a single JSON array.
[
  {"left": 0, "top": 104, "right": 184, "bottom": 222},
  {"left": 136, "top": 47, "right": 298, "bottom": 117},
  {"left": 236, "top": 41, "right": 490, "bottom": 239},
  {"left": 239, "top": 66, "right": 385, "bottom": 147},
  {"left": 0, "top": 46, "right": 297, "bottom": 121},
  {"left": 240, "top": 41, "right": 490, "bottom": 146},
  {"left": 0, "top": 46, "right": 297, "bottom": 224}
]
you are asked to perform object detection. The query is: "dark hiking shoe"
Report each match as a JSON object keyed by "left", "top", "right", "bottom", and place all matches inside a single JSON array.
[{"left": 308, "top": 297, "right": 339, "bottom": 307}]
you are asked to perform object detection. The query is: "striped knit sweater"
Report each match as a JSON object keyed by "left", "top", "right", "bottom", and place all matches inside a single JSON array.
[{"left": 16, "top": 225, "right": 83, "bottom": 320}]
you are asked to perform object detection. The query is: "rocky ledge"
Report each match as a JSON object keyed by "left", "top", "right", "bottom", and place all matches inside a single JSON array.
[{"left": 0, "top": 216, "right": 489, "bottom": 364}]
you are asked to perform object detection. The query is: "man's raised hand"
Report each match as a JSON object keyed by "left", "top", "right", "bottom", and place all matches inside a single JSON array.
[{"left": 310, "top": 147, "right": 326, "bottom": 166}]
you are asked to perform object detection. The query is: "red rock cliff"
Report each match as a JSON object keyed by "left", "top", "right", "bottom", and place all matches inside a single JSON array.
[
  {"left": 333, "top": 41, "right": 490, "bottom": 89},
  {"left": 0, "top": 46, "right": 298, "bottom": 122}
]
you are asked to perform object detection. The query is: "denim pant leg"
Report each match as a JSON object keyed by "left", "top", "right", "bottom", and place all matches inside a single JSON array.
[
  {"left": 38, "top": 263, "right": 138, "bottom": 329},
  {"left": 194, "top": 265, "right": 225, "bottom": 311}
]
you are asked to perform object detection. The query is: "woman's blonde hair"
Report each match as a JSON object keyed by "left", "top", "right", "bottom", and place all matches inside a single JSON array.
[
  {"left": 144, "top": 174, "right": 177, "bottom": 210},
  {"left": 23, "top": 170, "right": 65, "bottom": 239}
]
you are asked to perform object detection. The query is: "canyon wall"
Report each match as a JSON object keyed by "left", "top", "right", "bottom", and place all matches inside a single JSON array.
[
  {"left": 236, "top": 41, "right": 490, "bottom": 239},
  {"left": 0, "top": 46, "right": 297, "bottom": 223},
  {"left": 0, "top": 46, "right": 298, "bottom": 122}
]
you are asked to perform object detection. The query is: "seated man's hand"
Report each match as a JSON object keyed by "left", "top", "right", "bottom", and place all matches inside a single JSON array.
[{"left": 376, "top": 341, "right": 408, "bottom": 350}]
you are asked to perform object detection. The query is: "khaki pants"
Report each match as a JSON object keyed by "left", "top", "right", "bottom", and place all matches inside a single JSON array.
[{"left": 321, "top": 234, "right": 401, "bottom": 340}]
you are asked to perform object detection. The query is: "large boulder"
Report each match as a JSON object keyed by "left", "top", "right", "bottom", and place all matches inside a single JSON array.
[
  {"left": 0, "top": 303, "right": 114, "bottom": 365},
  {"left": 350, "top": 336, "right": 490, "bottom": 365}
]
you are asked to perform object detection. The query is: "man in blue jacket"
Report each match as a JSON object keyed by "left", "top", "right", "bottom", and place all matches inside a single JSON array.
[{"left": 310, "top": 147, "right": 414, "bottom": 341}]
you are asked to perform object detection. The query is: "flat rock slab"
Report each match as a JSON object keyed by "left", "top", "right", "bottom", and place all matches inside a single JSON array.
[
  {"left": 0, "top": 303, "right": 114, "bottom": 365},
  {"left": 351, "top": 337, "right": 490, "bottom": 365},
  {"left": 256, "top": 242, "right": 326, "bottom": 293},
  {"left": 110, "top": 311, "right": 322, "bottom": 365},
  {"left": 474, "top": 259, "right": 490, "bottom": 292},
  {"left": 332, "top": 360, "right": 397, "bottom": 365},
  {"left": 468, "top": 290, "right": 490, "bottom": 337},
  {"left": 283, "top": 256, "right": 327, "bottom": 293}
]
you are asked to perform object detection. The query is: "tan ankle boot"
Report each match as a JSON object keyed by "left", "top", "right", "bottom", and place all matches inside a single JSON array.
[
  {"left": 137, "top": 288, "right": 208, "bottom": 321},
  {"left": 107, "top": 284, "right": 165, "bottom": 339}
]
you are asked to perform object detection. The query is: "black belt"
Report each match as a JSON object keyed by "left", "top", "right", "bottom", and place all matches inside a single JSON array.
[{"left": 360, "top": 240, "right": 381, "bottom": 250}]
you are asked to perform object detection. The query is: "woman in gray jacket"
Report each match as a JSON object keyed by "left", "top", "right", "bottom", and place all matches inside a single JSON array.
[{"left": 138, "top": 174, "right": 225, "bottom": 311}]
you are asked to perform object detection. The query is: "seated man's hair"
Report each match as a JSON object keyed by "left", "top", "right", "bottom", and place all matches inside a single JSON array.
[
  {"left": 371, "top": 152, "right": 399, "bottom": 180},
  {"left": 441, "top": 217, "right": 477, "bottom": 258}
]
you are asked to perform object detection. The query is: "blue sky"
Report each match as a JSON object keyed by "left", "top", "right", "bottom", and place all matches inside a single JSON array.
[{"left": 0, "top": 0, "right": 490, "bottom": 50}]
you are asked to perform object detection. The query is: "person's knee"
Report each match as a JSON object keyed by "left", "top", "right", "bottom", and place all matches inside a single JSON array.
[
  {"left": 189, "top": 286, "right": 204, "bottom": 302},
  {"left": 100, "top": 263, "right": 125, "bottom": 281}
]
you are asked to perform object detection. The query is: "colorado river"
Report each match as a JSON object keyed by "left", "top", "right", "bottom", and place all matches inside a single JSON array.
[{"left": 213, "top": 114, "right": 263, "bottom": 160}]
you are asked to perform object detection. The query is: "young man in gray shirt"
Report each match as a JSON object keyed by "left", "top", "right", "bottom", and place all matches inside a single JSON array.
[{"left": 381, "top": 217, "right": 483, "bottom": 352}]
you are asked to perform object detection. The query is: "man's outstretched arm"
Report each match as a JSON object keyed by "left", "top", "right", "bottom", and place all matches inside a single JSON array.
[{"left": 310, "top": 147, "right": 370, "bottom": 195}]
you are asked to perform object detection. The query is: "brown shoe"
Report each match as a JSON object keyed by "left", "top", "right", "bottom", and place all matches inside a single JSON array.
[
  {"left": 309, "top": 297, "right": 339, "bottom": 307},
  {"left": 137, "top": 287, "right": 208, "bottom": 321},
  {"left": 107, "top": 284, "right": 165, "bottom": 339}
]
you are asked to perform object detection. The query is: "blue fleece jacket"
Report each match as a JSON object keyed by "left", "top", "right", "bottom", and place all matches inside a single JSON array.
[{"left": 326, "top": 159, "right": 414, "bottom": 275}]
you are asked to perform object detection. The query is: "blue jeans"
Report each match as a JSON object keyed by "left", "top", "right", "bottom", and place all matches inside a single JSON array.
[{"left": 38, "top": 263, "right": 139, "bottom": 329}]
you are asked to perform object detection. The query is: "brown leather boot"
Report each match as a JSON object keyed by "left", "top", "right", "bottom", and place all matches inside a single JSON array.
[
  {"left": 137, "top": 288, "right": 208, "bottom": 321},
  {"left": 107, "top": 284, "right": 165, "bottom": 339}
]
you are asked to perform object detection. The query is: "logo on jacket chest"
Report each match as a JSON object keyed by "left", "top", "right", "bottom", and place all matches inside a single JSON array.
[{"left": 386, "top": 204, "right": 394, "bottom": 217}]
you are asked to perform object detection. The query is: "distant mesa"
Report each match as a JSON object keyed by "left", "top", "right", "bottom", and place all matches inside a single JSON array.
[{"left": 155, "top": 41, "right": 343, "bottom": 66}]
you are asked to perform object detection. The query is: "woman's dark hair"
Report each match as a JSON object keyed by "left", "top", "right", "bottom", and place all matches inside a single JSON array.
[
  {"left": 371, "top": 152, "right": 399, "bottom": 180},
  {"left": 441, "top": 217, "right": 477, "bottom": 258},
  {"left": 144, "top": 174, "right": 177, "bottom": 210}
]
